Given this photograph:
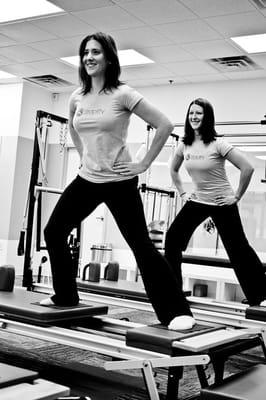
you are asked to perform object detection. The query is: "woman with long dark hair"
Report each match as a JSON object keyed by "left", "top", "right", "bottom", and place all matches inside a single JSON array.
[
  {"left": 41, "top": 32, "right": 195, "bottom": 330},
  {"left": 165, "top": 98, "right": 266, "bottom": 307}
]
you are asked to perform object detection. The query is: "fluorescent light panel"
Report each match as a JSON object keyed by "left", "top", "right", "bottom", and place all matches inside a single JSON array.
[
  {"left": 61, "top": 49, "right": 154, "bottom": 67},
  {"left": 231, "top": 33, "right": 266, "bottom": 53},
  {"left": 0, "top": 70, "right": 16, "bottom": 79},
  {"left": 0, "top": 0, "right": 63, "bottom": 23}
]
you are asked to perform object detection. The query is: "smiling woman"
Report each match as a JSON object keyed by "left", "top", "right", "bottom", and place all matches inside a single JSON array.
[
  {"left": 40, "top": 31, "right": 196, "bottom": 331},
  {"left": 165, "top": 98, "right": 266, "bottom": 308}
]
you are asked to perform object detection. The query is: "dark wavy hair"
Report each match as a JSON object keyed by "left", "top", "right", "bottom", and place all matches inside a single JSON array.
[
  {"left": 183, "top": 98, "right": 217, "bottom": 145},
  {"left": 78, "top": 32, "right": 122, "bottom": 95}
]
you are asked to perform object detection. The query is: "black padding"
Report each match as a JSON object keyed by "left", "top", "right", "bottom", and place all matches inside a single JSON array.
[
  {"left": 0, "top": 288, "right": 108, "bottom": 325},
  {"left": 0, "top": 265, "right": 15, "bottom": 292},
  {"left": 0, "top": 363, "right": 38, "bottom": 388},
  {"left": 82, "top": 262, "right": 101, "bottom": 282},
  {"left": 104, "top": 262, "right": 119, "bottom": 281},
  {"left": 200, "top": 364, "right": 266, "bottom": 400},
  {"left": 246, "top": 306, "right": 266, "bottom": 321},
  {"left": 126, "top": 323, "right": 223, "bottom": 355}
]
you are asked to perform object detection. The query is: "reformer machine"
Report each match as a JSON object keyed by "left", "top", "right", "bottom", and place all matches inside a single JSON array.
[{"left": 6, "top": 112, "right": 266, "bottom": 399}]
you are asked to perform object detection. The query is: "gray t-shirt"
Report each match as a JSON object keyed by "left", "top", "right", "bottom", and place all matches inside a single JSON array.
[
  {"left": 176, "top": 138, "right": 234, "bottom": 205},
  {"left": 69, "top": 84, "right": 143, "bottom": 183}
]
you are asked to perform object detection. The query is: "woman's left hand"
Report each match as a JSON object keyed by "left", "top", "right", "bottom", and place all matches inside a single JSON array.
[
  {"left": 215, "top": 195, "right": 238, "bottom": 206},
  {"left": 113, "top": 161, "right": 146, "bottom": 176}
]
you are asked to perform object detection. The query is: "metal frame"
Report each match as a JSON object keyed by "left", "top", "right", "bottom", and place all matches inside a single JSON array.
[{"left": 21, "top": 111, "right": 69, "bottom": 289}]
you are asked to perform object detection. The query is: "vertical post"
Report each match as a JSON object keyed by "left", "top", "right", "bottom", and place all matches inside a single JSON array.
[{"left": 22, "top": 111, "right": 42, "bottom": 289}]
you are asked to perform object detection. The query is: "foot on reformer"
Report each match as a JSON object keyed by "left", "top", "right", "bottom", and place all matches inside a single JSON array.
[
  {"left": 168, "top": 315, "right": 196, "bottom": 331},
  {"left": 40, "top": 297, "right": 56, "bottom": 306},
  {"left": 259, "top": 300, "right": 266, "bottom": 307}
]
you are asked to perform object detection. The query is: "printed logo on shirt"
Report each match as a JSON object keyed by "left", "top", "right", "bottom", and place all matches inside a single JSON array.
[
  {"left": 185, "top": 153, "right": 205, "bottom": 160},
  {"left": 77, "top": 107, "right": 104, "bottom": 116}
]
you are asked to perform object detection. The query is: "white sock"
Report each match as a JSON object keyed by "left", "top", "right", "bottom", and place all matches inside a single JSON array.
[
  {"left": 259, "top": 300, "right": 266, "bottom": 307},
  {"left": 40, "top": 297, "right": 55, "bottom": 306},
  {"left": 168, "top": 315, "right": 196, "bottom": 331}
]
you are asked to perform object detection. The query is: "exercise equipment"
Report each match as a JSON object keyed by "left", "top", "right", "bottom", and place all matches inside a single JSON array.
[
  {"left": 0, "top": 265, "right": 15, "bottom": 292},
  {"left": 0, "top": 362, "right": 69, "bottom": 399},
  {"left": 200, "top": 364, "right": 266, "bottom": 400},
  {"left": 0, "top": 288, "right": 107, "bottom": 325},
  {"left": 1, "top": 288, "right": 266, "bottom": 400},
  {"left": 104, "top": 262, "right": 119, "bottom": 281},
  {"left": 82, "top": 263, "right": 101, "bottom": 283}
]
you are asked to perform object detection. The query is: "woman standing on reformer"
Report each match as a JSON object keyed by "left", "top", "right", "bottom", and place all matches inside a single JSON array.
[
  {"left": 165, "top": 97, "right": 266, "bottom": 307},
  {"left": 41, "top": 32, "right": 195, "bottom": 330}
]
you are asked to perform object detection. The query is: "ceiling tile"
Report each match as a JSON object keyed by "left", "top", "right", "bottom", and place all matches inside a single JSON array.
[
  {"left": 0, "top": 54, "right": 13, "bottom": 65},
  {"left": 182, "top": 40, "right": 242, "bottom": 59},
  {"left": 29, "top": 39, "right": 77, "bottom": 58},
  {"left": 128, "top": 76, "right": 188, "bottom": 87},
  {"left": 185, "top": 73, "right": 228, "bottom": 82},
  {"left": 31, "top": 14, "right": 94, "bottom": 38},
  {"left": 0, "top": 63, "right": 41, "bottom": 77},
  {"left": 111, "top": 27, "right": 173, "bottom": 49},
  {"left": 153, "top": 19, "right": 222, "bottom": 44},
  {"left": 0, "top": 45, "right": 50, "bottom": 63},
  {"left": 25, "top": 59, "right": 76, "bottom": 75},
  {"left": 205, "top": 11, "right": 266, "bottom": 37},
  {"left": 123, "top": 63, "right": 175, "bottom": 79},
  {"left": 165, "top": 60, "right": 217, "bottom": 75},
  {"left": 0, "top": 21, "right": 57, "bottom": 43},
  {"left": 73, "top": 6, "right": 145, "bottom": 30},
  {"left": 48, "top": 0, "right": 113, "bottom": 12},
  {"left": 0, "top": 33, "right": 17, "bottom": 47},
  {"left": 224, "top": 70, "right": 266, "bottom": 80},
  {"left": 179, "top": 0, "right": 255, "bottom": 18},
  {"left": 119, "top": 0, "right": 196, "bottom": 24},
  {"left": 138, "top": 44, "right": 195, "bottom": 63},
  {"left": 246, "top": 54, "right": 266, "bottom": 68}
]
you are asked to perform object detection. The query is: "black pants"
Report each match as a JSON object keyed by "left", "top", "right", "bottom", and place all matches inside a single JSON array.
[
  {"left": 44, "top": 175, "right": 192, "bottom": 324},
  {"left": 165, "top": 200, "right": 266, "bottom": 306}
]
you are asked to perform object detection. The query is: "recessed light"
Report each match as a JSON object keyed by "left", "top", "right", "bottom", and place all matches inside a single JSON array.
[
  {"left": 61, "top": 49, "right": 154, "bottom": 68},
  {"left": 0, "top": 0, "right": 63, "bottom": 23},
  {"left": 231, "top": 33, "right": 266, "bottom": 54}
]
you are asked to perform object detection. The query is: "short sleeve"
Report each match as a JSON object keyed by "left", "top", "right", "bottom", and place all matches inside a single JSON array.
[
  {"left": 119, "top": 85, "right": 144, "bottom": 111},
  {"left": 175, "top": 142, "right": 185, "bottom": 157},
  {"left": 216, "top": 138, "right": 233, "bottom": 157},
  {"left": 68, "top": 88, "right": 81, "bottom": 114}
]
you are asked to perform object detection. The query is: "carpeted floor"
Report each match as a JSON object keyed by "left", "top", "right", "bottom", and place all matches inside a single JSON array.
[{"left": 0, "top": 306, "right": 265, "bottom": 399}]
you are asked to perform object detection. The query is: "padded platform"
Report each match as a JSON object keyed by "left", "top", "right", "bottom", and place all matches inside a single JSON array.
[
  {"left": 0, "top": 288, "right": 108, "bottom": 325},
  {"left": 200, "top": 364, "right": 266, "bottom": 400},
  {"left": 0, "top": 363, "right": 38, "bottom": 389},
  {"left": 77, "top": 279, "right": 191, "bottom": 302},
  {"left": 0, "top": 363, "right": 69, "bottom": 399},
  {"left": 246, "top": 305, "right": 266, "bottom": 322},
  {"left": 126, "top": 323, "right": 224, "bottom": 355}
]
